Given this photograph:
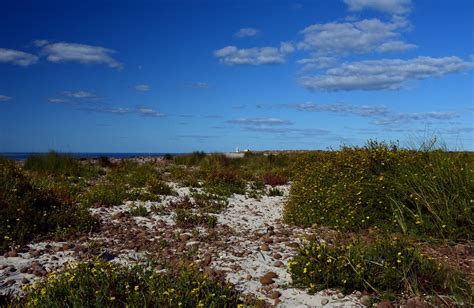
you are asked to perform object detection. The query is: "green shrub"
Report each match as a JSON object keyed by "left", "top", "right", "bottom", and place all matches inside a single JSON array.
[
  {"left": 106, "top": 161, "right": 161, "bottom": 189},
  {"left": 289, "top": 238, "right": 471, "bottom": 302},
  {"left": 284, "top": 141, "right": 473, "bottom": 240},
  {"left": 146, "top": 178, "right": 175, "bottom": 196},
  {"left": 129, "top": 203, "right": 149, "bottom": 217},
  {"left": 24, "top": 151, "right": 98, "bottom": 177},
  {"left": 80, "top": 183, "right": 127, "bottom": 207},
  {"left": 191, "top": 191, "right": 228, "bottom": 213},
  {"left": 268, "top": 187, "right": 284, "bottom": 197},
  {"left": 0, "top": 158, "right": 97, "bottom": 252},
  {"left": 13, "top": 260, "right": 242, "bottom": 307},
  {"left": 174, "top": 209, "right": 218, "bottom": 229},
  {"left": 203, "top": 168, "right": 246, "bottom": 197}
]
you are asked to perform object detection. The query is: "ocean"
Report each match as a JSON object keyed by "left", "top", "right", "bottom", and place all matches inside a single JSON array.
[{"left": 0, "top": 152, "right": 178, "bottom": 161}]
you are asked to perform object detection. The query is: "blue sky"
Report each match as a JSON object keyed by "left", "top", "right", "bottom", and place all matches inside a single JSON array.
[{"left": 0, "top": 0, "right": 473, "bottom": 153}]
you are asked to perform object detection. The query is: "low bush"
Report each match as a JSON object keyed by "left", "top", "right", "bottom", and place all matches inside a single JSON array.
[
  {"left": 174, "top": 209, "right": 218, "bottom": 229},
  {"left": 80, "top": 182, "right": 127, "bottom": 207},
  {"left": 203, "top": 168, "right": 246, "bottom": 197},
  {"left": 268, "top": 187, "right": 284, "bottom": 197},
  {"left": 129, "top": 203, "right": 149, "bottom": 217},
  {"left": 284, "top": 141, "right": 473, "bottom": 240},
  {"left": 13, "top": 260, "right": 242, "bottom": 307},
  {"left": 289, "top": 238, "right": 471, "bottom": 303},
  {"left": 263, "top": 172, "right": 288, "bottom": 186},
  {"left": 0, "top": 158, "right": 97, "bottom": 252},
  {"left": 24, "top": 151, "right": 98, "bottom": 177},
  {"left": 146, "top": 178, "right": 175, "bottom": 196}
]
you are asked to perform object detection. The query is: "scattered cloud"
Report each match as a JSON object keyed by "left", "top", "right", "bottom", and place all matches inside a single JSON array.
[
  {"left": 40, "top": 42, "right": 122, "bottom": 69},
  {"left": 214, "top": 42, "right": 294, "bottom": 65},
  {"left": 299, "top": 56, "right": 472, "bottom": 91},
  {"left": 296, "top": 56, "right": 338, "bottom": 71},
  {"left": 292, "top": 102, "right": 389, "bottom": 117},
  {"left": 243, "top": 127, "right": 330, "bottom": 136},
  {"left": 134, "top": 84, "right": 150, "bottom": 92},
  {"left": 0, "top": 95, "right": 13, "bottom": 102},
  {"left": 33, "top": 39, "right": 49, "bottom": 47},
  {"left": 228, "top": 117, "right": 293, "bottom": 126},
  {"left": 297, "top": 18, "right": 413, "bottom": 55},
  {"left": 0, "top": 48, "right": 38, "bottom": 67},
  {"left": 136, "top": 107, "right": 164, "bottom": 117},
  {"left": 177, "top": 135, "right": 217, "bottom": 139},
  {"left": 344, "top": 0, "right": 412, "bottom": 15},
  {"left": 376, "top": 40, "right": 417, "bottom": 52},
  {"left": 48, "top": 97, "right": 70, "bottom": 104},
  {"left": 190, "top": 82, "right": 210, "bottom": 89},
  {"left": 371, "top": 111, "right": 458, "bottom": 125},
  {"left": 290, "top": 101, "right": 459, "bottom": 126},
  {"left": 64, "top": 90, "right": 97, "bottom": 99},
  {"left": 234, "top": 28, "right": 259, "bottom": 38}
]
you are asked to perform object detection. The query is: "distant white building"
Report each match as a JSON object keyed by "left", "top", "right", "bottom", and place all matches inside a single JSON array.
[{"left": 235, "top": 147, "right": 250, "bottom": 153}]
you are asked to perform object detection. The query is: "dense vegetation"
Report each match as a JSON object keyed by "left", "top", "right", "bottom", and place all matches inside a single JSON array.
[
  {"left": 13, "top": 260, "right": 243, "bottom": 307},
  {"left": 284, "top": 141, "right": 473, "bottom": 241}
]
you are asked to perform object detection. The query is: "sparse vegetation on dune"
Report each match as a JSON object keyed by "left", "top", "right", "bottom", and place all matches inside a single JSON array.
[{"left": 1, "top": 142, "right": 472, "bottom": 306}]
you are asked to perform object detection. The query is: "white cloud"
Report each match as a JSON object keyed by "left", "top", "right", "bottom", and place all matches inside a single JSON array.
[
  {"left": 344, "top": 0, "right": 412, "bottom": 15},
  {"left": 41, "top": 42, "right": 122, "bottom": 68},
  {"left": 299, "top": 56, "right": 472, "bottom": 91},
  {"left": 0, "top": 48, "right": 38, "bottom": 67},
  {"left": 190, "top": 82, "right": 210, "bottom": 89},
  {"left": 33, "top": 39, "right": 49, "bottom": 47},
  {"left": 134, "top": 84, "right": 150, "bottom": 92},
  {"left": 137, "top": 107, "right": 164, "bottom": 117},
  {"left": 0, "top": 95, "right": 13, "bottom": 102},
  {"left": 297, "top": 56, "right": 338, "bottom": 71},
  {"left": 214, "top": 42, "right": 294, "bottom": 65},
  {"left": 297, "top": 18, "right": 413, "bottom": 55},
  {"left": 64, "top": 90, "right": 96, "bottom": 99},
  {"left": 234, "top": 28, "right": 259, "bottom": 38},
  {"left": 376, "top": 40, "right": 417, "bottom": 52},
  {"left": 48, "top": 97, "right": 69, "bottom": 104},
  {"left": 228, "top": 118, "right": 293, "bottom": 126}
]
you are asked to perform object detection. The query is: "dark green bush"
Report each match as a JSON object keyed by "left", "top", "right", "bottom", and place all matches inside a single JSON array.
[
  {"left": 0, "top": 158, "right": 97, "bottom": 252},
  {"left": 289, "top": 238, "right": 471, "bottom": 303},
  {"left": 13, "top": 260, "right": 242, "bottom": 307},
  {"left": 24, "top": 151, "right": 98, "bottom": 177},
  {"left": 284, "top": 142, "right": 473, "bottom": 240}
]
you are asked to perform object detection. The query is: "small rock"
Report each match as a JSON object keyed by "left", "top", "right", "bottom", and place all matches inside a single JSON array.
[
  {"left": 202, "top": 255, "right": 212, "bottom": 266},
  {"left": 7, "top": 250, "right": 18, "bottom": 258},
  {"left": 273, "top": 261, "right": 284, "bottom": 267},
  {"left": 9, "top": 266, "right": 16, "bottom": 272},
  {"left": 377, "top": 300, "right": 394, "bottom": 308},
  {"left": 245, "top": 274, "right": 252, "bottom": 281},
  {"left": 264, "top": 271, "right": 278, "bottom": 279},
  {"left": 180, "top": 234, "right": 190, "bottom": 242},
  {"left": 259, "top": 276, "right": 274, "bottom": 285},
  {"left": 321, "top": 298, "right": 329, "bottom": 305},
  {"left": 360, "top": 295, "right": 371, "bottom": 306},
  {"left": 272, "top": 253, "right": 282, "bottom": 259},
  {"left": 21, "top": 278, "right": 30, "bottom": 284},
  {"left": 337, "top": 292, "right": 345, "bottom": 299},
  {"left": 405, "top": 297, "right": 429, "bottom": 308},
  {"left": 5, "top": 280, "right": 15, "bottom": 287},
  {"left": 20, "top": 267, "right": 28, "bottom": 273},
  {"left": 269, "top": 291, "right": 281, "bottom": 299},
  {"left": 260, "top": 244, "right": 270, "bottom": 251},
  {"left": 274, "top": 298, "right": 281, "bottom": 305}
]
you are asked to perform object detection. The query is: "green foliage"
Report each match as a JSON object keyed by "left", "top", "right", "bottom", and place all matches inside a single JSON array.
[
  {"left": 174, "top": 209, "right": 218, "bottom": 229},
  {"left": 24, "top": 151, "right": 98, "bottom": 177},
  {"left": 146, "top": 178, "right": 175, "bottom": 196},
  {"left": 268, "top": 187, "right": 284, "bottom": 197},
  {"left": 289, "top": 238, "right": 471, "bottom": 302},
  {"left": 129, "top": 203, "right": 149, "bottom": 217},
  {"left": 80, "top": 182, "right": 127, "bottom": 207},
  {"left": 203, "top": 168, "right": 246, "bottom": 197},
  {"left": 0, "top": 158, "right": 97, "bottom": 252},
  {"left": 191, "top": 191, "right": 228, "bottom": 213},
  {"left": 13, "top": 260, "right": 242, "bottom": 307},
  {"left": 284, "top": 141, "right": 474, "bottom": 240}
]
